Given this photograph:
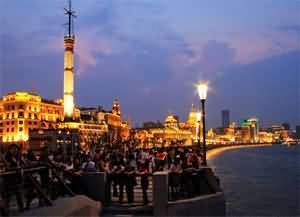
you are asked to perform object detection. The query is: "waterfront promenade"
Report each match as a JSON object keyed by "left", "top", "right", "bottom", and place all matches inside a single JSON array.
[{"left": 206, "top": 143, "right": 273, "bottom": 160}]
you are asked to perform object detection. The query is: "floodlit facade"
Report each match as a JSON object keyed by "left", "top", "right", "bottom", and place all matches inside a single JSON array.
[
  {"left": 30, "top": 122, "right": 108, "bottom": 153},
  {"left": 132, "top": 113, "right": 194, "bottom": 148},
  {"left": 0, "top": 92, "right": 64, "bottom": 148}
]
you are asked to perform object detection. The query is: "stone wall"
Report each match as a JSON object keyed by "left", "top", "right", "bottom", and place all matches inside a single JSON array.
[{"left": 167, "top": 192, "right": 226, "bottom": 216}]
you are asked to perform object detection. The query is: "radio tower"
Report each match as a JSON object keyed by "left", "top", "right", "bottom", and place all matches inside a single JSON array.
[{"left": 63, "top": 0, "right": 76, "bottom": 120}]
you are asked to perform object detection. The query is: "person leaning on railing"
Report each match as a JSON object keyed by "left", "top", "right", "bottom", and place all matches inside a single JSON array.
[
  {"left": 124, "top": 161, "right": 135, "bottom": 204},
  {"left": 22, "top": 150, "right": 40, "bottom": 210},
  {"left": 168, "top": 155, "right": 182, "bottom": 200},
  {"left": 136, "top": 161, "right": 150, "bottom": 205},
  {"left": 115, "top": 160, "right": 126, "bottom": 203},
  {"left": 2, "top": 144, "right": 24, "bottom": 214}
]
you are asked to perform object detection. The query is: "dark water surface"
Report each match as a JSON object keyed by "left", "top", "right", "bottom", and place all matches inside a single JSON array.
[{"left": 209, "top": 144, "right": 299, "bottom": 216}]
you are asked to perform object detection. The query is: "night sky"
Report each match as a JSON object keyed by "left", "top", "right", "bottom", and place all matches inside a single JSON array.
[{"left": 0, "top": 0, "right": 299, "bottom": 128}]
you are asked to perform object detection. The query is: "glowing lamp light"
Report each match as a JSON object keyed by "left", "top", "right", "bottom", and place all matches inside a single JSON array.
[{"left": 197, "top": 83, "right": 208, "bottom": 100}]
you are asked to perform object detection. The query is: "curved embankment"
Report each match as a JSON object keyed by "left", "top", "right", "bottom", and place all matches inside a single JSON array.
[{"left": 207, "top": 144, "right": 273, "bottom": 160}]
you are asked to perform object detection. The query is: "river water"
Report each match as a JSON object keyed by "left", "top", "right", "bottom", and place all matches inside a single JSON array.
[{"left": 209, "top": 144, "right": 299, "bottom": 216}]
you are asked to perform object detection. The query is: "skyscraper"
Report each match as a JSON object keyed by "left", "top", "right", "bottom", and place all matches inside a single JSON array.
[
  {"left": 296, "top": 125, "right": 300, "bottom": 139},
  {"left": 221, "top": 110, "right": 230, "bottom": 128},
  {"left": 63, "top": 0, "right": 76, "bottom": 120}
]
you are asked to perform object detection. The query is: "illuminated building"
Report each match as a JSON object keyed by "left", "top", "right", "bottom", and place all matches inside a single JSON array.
[
  {"left": 0, "top": 102, "right": 4, "bottom": 144},
  {"left": 282, "top": 122, "right": 290, "bottom": 130},
  {"left": 79, "top": 99, "right": 129, "bottom": 144},
  {"left": 221, "top": 110, "right": 230, "bottom": 128},
  {"left": 187, "top": 104, "right": 198, "bottom": 126},
  {"left": 247, "top": 118, "right": 259, "bottom": 143},
  {"left": 236, "top": 118, "right": 259, "bottom": 143},
  {"left": 132, "top": 113, "right": 193, "bottom": 148},
  {"left": 0, "top": 92, "right": 64, "bottom": 148},
  {"left": 235, "top": 126, "right": 251, "bottom": 143},
  {"left": 30, "top": 122, "right": 108, "bottom": 152},
  {"left": 258, "top": 131, "right": 273, "bottom": 143},
  {"left": 186, "top": 104, "right": 201, "bottom": 142},
  {"left": 29, "top": 100, "right": 129, "bottom": 152},
  {"left": 271, "top": 124, "right": 284, "bottom": 142}
]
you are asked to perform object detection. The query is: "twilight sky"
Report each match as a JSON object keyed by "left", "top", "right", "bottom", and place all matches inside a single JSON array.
[{"left": 0, "top": 0, "right": 299, "bottom": 128}]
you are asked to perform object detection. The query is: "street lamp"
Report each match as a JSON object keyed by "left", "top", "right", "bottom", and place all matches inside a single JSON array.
[
  {"left": 197, "top": 82, "right": 208, "bottom": 166},
  {"left": 196, "top": 111, "right": 202, "bottom": 143}
]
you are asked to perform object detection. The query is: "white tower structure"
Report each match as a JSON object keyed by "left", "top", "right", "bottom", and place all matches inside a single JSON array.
[{"left": 64, "top": 0, "right": 76, "bottom": 120}]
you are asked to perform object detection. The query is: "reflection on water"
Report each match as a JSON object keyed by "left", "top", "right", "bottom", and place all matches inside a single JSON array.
[{"left": 209, "top": 144, "right": 299, "bottom": 216}]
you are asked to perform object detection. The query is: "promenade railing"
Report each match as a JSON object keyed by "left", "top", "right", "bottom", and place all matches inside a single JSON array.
[
  {"left": 105, "top": 172, "right": 153, "bottom": 206},
  {"left": 0, "top": 161, "right": 75, "bottom": 216},
  {"left": 168, "top": 167, "right": 221, "bottom": 201}
]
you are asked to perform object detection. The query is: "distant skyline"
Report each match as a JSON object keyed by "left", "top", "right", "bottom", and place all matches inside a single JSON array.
[{"left": 0, "top": 0, "right": 299, "bottom": 128}]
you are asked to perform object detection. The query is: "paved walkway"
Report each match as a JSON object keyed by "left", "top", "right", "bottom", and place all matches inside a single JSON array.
[{"left": 110, "top": 176, "right": 153, "bottom": 205}]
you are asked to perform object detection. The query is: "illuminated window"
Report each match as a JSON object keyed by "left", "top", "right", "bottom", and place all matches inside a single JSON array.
[
  {"left": 19, "top": 104, "right": 24, "bottom": 109},
  {"left": 19, "top": 120, "right": 23, "bottom": 125},
  {"left": 11, "top": 128, "right": 14, "bottom": 132},
  {"left": 18, "top": 112, "right": 24, "bottom": 118},
  {"left": 19, "top": 127, "right": 23, "bottom": 132},
  {"left": 11, "top": 121, "right": 14, "bottom": 125},
  {"left": 6, "top": 128, "right": 9, "bottom": 132},
  {"left": 12, "top": 105, "right": 15, "bottom": 110}
]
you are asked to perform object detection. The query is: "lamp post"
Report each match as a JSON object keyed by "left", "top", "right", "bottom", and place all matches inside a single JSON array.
[
  {"left": 197, "top": 83, "right": 208, "bottom": 166},
  {"left": 196, "top": 111, "right": 202, "bottom": 146}
]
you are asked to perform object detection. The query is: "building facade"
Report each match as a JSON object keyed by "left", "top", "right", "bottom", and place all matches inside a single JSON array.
[
  {"left": 132, "top": 114, "right": 194, "bottom": 149},
  {"left": 0, "top": 92, "right": 64, "bottom": 149}
]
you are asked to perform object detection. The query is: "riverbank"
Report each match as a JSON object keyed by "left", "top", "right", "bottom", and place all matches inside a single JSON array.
[
  {"left": 209, "top": 144, "right": 299, "bottom": 216},
  {"left": 207, "top": 143, "right": 273, "bottom": 160}
]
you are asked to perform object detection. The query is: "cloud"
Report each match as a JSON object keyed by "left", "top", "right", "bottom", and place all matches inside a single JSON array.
[
  {"left": 172, "top": 29, "right": 300, "bottom": 79},
  {"left": 277, "top": 25, "right": 300, "bottom": 33},
  {"left": 171, "top": 40, "right": 236, "bottom": 82}
]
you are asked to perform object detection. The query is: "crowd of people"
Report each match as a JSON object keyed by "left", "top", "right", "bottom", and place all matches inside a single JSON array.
[{"left": 0, "top": 143, "right": 206, "bottom": 215}]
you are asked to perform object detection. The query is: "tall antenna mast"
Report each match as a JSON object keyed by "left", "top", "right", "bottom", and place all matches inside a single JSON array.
[{"left": 64, "top": 0, "right": 76, "bottom": 37}]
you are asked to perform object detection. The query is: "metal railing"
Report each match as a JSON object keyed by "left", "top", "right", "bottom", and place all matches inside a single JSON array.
[
  {"left": 105, "top": 172, "right": 153, "bottom": 206},
  {"left": 0, "top": 161, "right": 74, "bottom": 216},
  {"left": 168, "top": 168, "right": 219, "bottom": 201}
]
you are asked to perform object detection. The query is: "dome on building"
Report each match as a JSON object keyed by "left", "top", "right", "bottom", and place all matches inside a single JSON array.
[
  {"left": 164, "top": 114, "right": 179, "bottom": 128},
  {"left": 187, "top": 104, "right": 198, "bottom": 126}
]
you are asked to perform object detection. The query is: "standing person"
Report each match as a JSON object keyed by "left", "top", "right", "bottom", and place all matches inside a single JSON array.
[
  {"left": 39, "top": 147, "right": 51, "bottom": 204},
  {"left": 125, "top": 161, "right": 135, "bottom": 204},
  {"left": 81, "top": 155, "right": 96, "bottom": 171},
  {"left": 104, "top": 158, "right": 113, "bottom": 204},
  {"left": 137, "top": 162, "right": 150, "bottom": 205},
  {"left": 116, "top": 160, "right": 126, "bottom": 203},
  {"left": 110, "top": 153, "right": 119, "bottom": 198},
  {"left": 3, "top": 144, "right": 24, "bottom": 213},
  {"left": 23, "top": 151, "right": 39, "bottom": 210}
]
